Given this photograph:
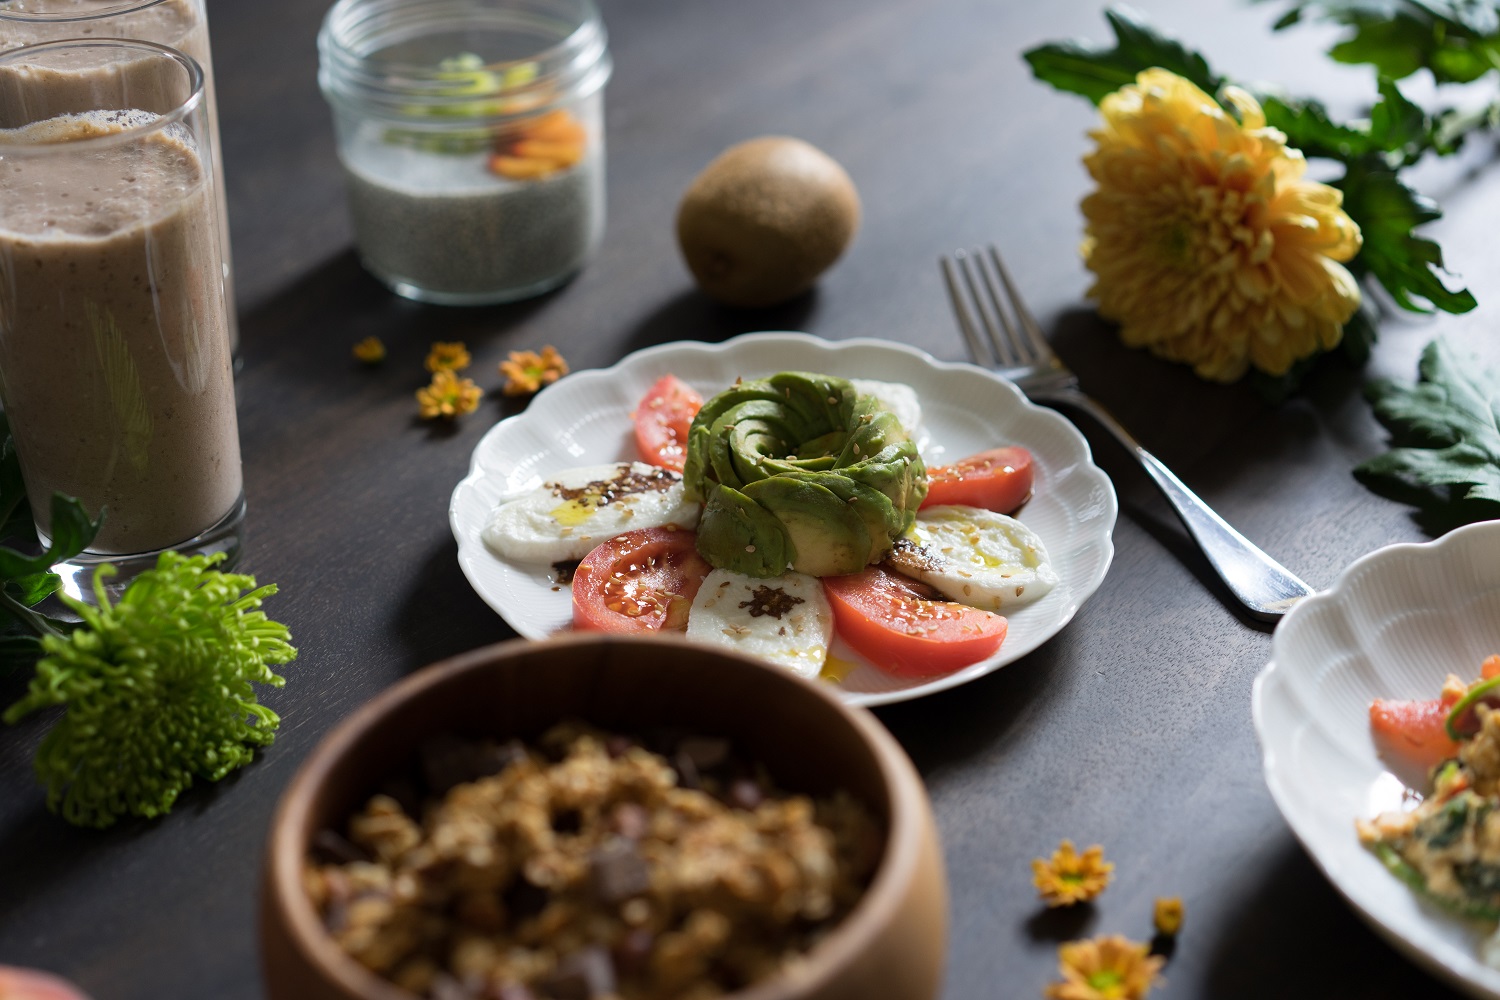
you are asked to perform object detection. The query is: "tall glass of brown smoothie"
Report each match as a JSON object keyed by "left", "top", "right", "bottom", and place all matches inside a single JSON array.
[
  {"left": 0, "top": 0, "right": 239, "bottom": 357},
  {"left": 0, "top": 39, "right": 243, "bottom": 596}
]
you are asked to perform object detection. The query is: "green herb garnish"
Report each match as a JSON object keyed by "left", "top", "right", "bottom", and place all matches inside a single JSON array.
[
  {"left": 1356, "top": 338, "right": 1500, "bottom": 531},
  {"left": 1371, "top": 839, "right": 1500, "bottom": 920},
  {"left": 3, "top": 553, "right": 296, "bottom": 828},
  {"left": 0, "top": 412, "right": 105, "bottom": 669}
]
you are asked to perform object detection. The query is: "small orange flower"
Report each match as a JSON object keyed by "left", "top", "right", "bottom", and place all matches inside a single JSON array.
[
  {"left": 417, "top": 369, "right": 483, "bottom": 419},
  {"left": 425, "top": 341, "right": 472, "bottom": 373},
  {"left": 1152, "top": 897, "right": 1183, "bottom": 937},
  {"left": 1032, "top": 840, "right": 1113, "bottom": 907},
  {"left": 499, "top": 345, "right": 569, "bottom": 396},
  {"left": 1045, "top": 935, "right": 1163, "bottom": 1000},
  {"left": 352, "top": 336, "right": 386, "bottom": 364}
]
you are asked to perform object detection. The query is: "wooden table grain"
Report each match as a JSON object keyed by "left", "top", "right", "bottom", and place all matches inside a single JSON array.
[{"left": 2, "top": 0, "right": 1497, "bottom": 997}]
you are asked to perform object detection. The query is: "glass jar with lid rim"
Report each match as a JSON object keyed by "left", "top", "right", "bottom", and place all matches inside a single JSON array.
[{"left": 319, "top": 0, "right": 612, "bottom": 306}]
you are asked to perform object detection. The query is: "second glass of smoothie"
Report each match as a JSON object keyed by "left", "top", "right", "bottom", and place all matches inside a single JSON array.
[
  {"left": 0, "top": 39, "right": 243, "bottom": 594},
  {"left": 0, "top": 0, "right": 239, "bottom": 356}
]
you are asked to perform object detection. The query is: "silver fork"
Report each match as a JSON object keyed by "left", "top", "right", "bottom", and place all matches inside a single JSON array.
[{"left": 941, "top": 245, "right": 1313, "bottom": 622}]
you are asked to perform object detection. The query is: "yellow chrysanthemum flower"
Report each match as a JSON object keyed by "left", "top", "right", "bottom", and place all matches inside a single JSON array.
[
  {"left": 1032, "top": 839, "right": 1113, "bottom": 907},
  {"left": 352, "top": 336, "right": 386, "bottom": 364},
  {"left": 1045, "top": 935, "right": 1164, "bottom": 1000},
  {"left": 425, "top": 341, "right": 472, "bottom": 373},
  {"left": 499, "top": 345, "right": 569, "bottom": 396},
  {"left": 416, "top": 369, "right": 483, "bottom": 419},
  {"left": 1081, "top": 68, "right": 1362, "bottom": 382},
  {"left": 1153, "top": 896, "right": 1184, "bottom": 937}
]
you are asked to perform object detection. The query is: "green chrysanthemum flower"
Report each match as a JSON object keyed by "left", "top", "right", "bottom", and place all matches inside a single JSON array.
[{"left": 3, "top": 552, "right": 296, "bottom": 828}]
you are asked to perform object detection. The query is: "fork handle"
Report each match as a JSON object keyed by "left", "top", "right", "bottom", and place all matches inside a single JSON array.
[{"left": 1031, "top": 387, "right": 1314, "bottom": 621}]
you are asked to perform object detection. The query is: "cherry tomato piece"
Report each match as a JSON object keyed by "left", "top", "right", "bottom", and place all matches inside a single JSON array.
[
  {"left": 572, "top": 526, "right": 710, "bottom": 633},
  {"left": 633, "top": 374, "right": 703, "bottom": 472},
  {"left": 1369, "top": 698, "right": 1462, "bottom": 770},
  {"left": 921, "top": 446, "right": 1034, "bottom": 513},
  {"left": 823, "top": 566, "right": 1007, "bottom": 678}
]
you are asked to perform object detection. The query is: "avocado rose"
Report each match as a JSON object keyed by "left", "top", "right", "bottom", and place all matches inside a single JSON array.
[{"left": 681, "top": 372, "right": 928, "bottom": 577}]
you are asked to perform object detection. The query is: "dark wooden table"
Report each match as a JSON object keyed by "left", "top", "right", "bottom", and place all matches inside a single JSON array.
[{"left": 4, "top": 0, "right": 1498, "bottom": 996}]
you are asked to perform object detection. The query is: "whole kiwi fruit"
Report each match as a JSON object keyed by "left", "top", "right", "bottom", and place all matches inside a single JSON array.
[{"left": 676, "top": 136, "right": 860, "bottom": 308}]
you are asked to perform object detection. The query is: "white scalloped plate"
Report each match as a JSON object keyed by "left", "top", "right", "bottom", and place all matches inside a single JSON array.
[
  {"left": 1254, "top": 520, "right": 1500, "bottom": 997},
  {"left": 450, "top": 332, "right": 1117, "bottom": 706}
]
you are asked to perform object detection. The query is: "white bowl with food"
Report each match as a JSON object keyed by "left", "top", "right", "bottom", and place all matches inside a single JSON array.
[{"left": 1254, "top": 519, "right": 1500, "bottom": 997}]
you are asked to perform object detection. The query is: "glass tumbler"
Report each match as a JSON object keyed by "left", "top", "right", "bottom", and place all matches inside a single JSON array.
[
  {"left": 0, "top": 0, "right": 239, "bottom": 356},
  {"left": 319, "top": 0, "right": 612, "bottom": 305},
  {"left": 0, "top": 39, "right": 244, "bottom": 596}
]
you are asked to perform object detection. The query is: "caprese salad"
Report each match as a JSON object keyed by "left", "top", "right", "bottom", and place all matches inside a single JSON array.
[{"left": 481, "top": 371, "right": 1057, "bottom": 682}]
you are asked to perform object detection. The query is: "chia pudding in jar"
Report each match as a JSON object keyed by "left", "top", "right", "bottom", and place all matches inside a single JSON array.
[{"left": 318, "top": 0, "right": 612, "bottom": 306}]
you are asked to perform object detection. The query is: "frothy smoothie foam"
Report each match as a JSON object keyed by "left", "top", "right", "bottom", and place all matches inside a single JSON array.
[{"left": 0, "top": 109, "right": 240, "bottom": 553}]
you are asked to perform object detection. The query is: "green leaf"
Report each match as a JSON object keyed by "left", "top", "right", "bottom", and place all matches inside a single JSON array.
[
  {"left": 1368, "top": 77, "right": 1430, "bottom": 159},
  {"left": 1336, "top": 162, "right": 1476, "bottom": 313},
  {"left": 1340, "top": 299, "right": 1382, "bottom": 366},
  {"left": 1329, "top": 16, "right": 1434, "bottom": 79},
  {"left": 1263, "top": 78, "right": 1461, "bottom": 166},
  {"left": 1270, "top": 1, "right": 1500, "bottom": 83},
  {"left": 1355, "top": 338, "right": 1500, "bottom": 526},
  {"left": 0, "top": 494, "right": 102, "bottom": 585},
  {"left": 8, "top": 571, "right": 61, "bottom": 608},
  {"left": 0, "top": 414, "right": 32, "bottom": 544},
  {"left": 1261, "top": 94, "right": 1380, "bottom": 160},
  {"left": 43, "top": 494, "right": 103, "bottom": 566},
  {"left": 1023, "top": 5, "right": 1222, "bottom": 106}
]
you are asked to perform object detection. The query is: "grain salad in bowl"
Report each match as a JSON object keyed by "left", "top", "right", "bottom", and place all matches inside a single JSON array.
[
  {"left": 261, "top": 634, "right": 947, "bottom": 1000},
  {"left": 305, "top": 723, "right": 880, "bottom": 999}
]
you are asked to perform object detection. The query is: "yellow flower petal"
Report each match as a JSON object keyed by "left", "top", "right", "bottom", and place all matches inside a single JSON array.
[
  {"left": 1045, "top": 935, "right": 1163, "bottom": 1000},
  {"left": 425, "top": 341, "right": 472, "bottom": 373},
  {"left": 1153, "top": 897, "right": 1184, "bottom": 937},
  {"left": 1081, "top": 68, "right": 1362, "bottom": 382},
  {"left": 416, "top": 369, "right": 483, "bottom": 420},
  {"left": 499, "top": 345, "right": 570, "bottom": 396},
  {"left": 352, "top": 336, "right": 386, "bottom": 364},
  {"left": 1032, "top": 839, "right": 1114, "bottom": 907}
]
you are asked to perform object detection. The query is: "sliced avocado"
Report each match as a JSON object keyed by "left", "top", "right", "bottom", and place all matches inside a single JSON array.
[
  {"left": 745, "top": 477, "right": 871, "bottom": 576},
  {"left": 695, "top": 483, "right": 793, "bottom": 577},
  {"left": 682, "top": 370, "right": 928, "bottom": 566},
  {"left": 767, "top": 371, "right": 855, "bottom": 431},
  {"left": 793, "top": 470, "right": 902, "bottom": 563}
]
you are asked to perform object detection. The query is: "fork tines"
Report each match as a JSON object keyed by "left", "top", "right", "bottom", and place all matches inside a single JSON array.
[{"left": 940, "top": 245, "right": 1051, "bottom": 369}]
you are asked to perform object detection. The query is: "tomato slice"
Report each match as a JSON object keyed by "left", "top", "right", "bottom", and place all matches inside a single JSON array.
[
  {"left": 1370, "top": 698, "right": 1462, "bottom": 770},
  {"left": 921, "top": 446, "right": 1034, "bottom": 513},
  {"left": 633, "top": 374, "right": 703, "bottom": 472},
  {"left": 572, "top": 526, "right": 710, "bottom": 633},
  {"left": 823, "top": 566, "right": 1007, "bottom": 678}
]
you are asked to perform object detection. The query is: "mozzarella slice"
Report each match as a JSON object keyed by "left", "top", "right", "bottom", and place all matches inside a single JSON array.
[
  {"left": 850, "top": 378, "right": 923, "bottom": 440},
  {"left": 887, "top": 504, "right": 1057, "bottom": 611},
  {"left": 685, "top": 569, "right": 833, "bottom": 679},
  {"left": 482, "top": 462, "right": 700, "bottom": 564}
]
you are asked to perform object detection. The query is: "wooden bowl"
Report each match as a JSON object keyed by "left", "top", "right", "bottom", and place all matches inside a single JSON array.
[{"left": 260, "top": 633, "right": 947, "bottom": 1000}]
